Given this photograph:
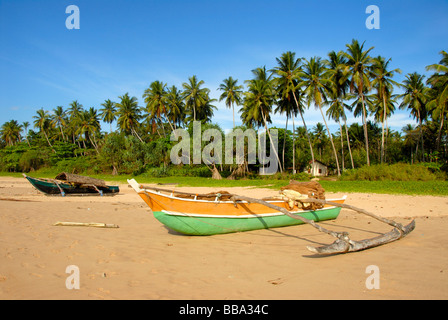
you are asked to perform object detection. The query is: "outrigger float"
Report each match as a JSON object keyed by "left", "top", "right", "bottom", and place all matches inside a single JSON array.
[{"left": 128, "top": 179, "right": 415, "bottom": 255}]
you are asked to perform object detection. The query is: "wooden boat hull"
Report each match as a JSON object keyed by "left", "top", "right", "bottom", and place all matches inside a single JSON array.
[
  {"left": 128, "top": 179, "right": 345, "bottom": 236},
  {"left": 153, "top": 207, "right": 342, "bottom": 235},
  {"left": 25, "top": 175, "right": 119, "bottom": 196}
]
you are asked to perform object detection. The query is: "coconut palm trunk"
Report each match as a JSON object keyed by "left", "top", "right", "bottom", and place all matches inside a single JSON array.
[
  {"left": 381, "top": 94, "right": 387, "bottom": 163},
  {"left": 361, "top": 96, "right": 370, "bottom": 166},
  {"left": 436, "top": 104, "right": 446, "bottom": 150},
  {"left": 89, "top": 135, "right": 100, "bottom": 155},
  {"left": 43, "top": 130, "right": 52, "bottom": 148},
  {"left": 282, "top": 116, "right": 288, "bottom": 170},
  {"left": 132, "top": 128, "right": 144, "bottom": 143},
  {"left": 261, "top": 109, "right": 283, "bottom": 174},
  {"left": 338, "top": 121, "right": 345, "bottom": 171},
  {"left": 317, "top": 103, "right": 340, "bottom": 176},
  {"left": 292, "top": 91, "right": 315, "bottom": 169},
  {"left": 343, "top": 117, "right": 355, "bottom": 168},
  {"left": 232, "top": 104, "right": 235, "bottom": 129}
]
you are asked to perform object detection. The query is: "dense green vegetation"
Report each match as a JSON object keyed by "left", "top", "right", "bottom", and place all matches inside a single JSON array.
[
  {"left": 2, "top": 168, "right": 446, "bottom": 196},
  {"left": 1, "top": 40, "right": 447, "bottom": 190}
]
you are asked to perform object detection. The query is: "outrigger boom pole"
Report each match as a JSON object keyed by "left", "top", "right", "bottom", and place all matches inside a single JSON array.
[{"left": 229, "top": 195, "right": 415, "bottom": 255}]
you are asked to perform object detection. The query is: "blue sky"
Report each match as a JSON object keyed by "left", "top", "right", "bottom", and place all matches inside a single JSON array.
[{"left": 1, "top": 0, "right": 447, "bottom": 134}]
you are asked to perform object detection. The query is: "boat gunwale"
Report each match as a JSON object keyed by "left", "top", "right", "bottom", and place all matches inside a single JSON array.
[
  {"left": 128, "top": 179, "right": 347, "bottom": 205},
  {"left": 139, "top": 188, "right": 287, "bottom": 204},
  {"left": 25, "top": 174, "right": 119, "bottom": 188},
  {"left": 25, "top": 175, "right": 73, "bottom": 187},
  {"left": 160, "top": 204, "right": 341, "bottom": 218}
]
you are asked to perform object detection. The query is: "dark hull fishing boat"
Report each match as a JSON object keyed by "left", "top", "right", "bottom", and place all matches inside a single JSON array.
[{"left": 23, "top": 173, "right": 119, "bottom": 196}]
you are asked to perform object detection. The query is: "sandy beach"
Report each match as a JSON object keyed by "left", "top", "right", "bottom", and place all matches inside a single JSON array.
[{"left": 1, "top": 176, "right": 447, "bottom": 300}]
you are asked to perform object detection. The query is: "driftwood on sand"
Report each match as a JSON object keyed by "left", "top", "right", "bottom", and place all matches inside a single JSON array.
[{"left": 53, "top": 222, "right": 119, "bottom": 228}]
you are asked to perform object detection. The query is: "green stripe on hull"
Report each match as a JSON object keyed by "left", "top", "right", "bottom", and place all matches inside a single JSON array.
[{"left": 153, "top": 207, "right": 341, "bottom": 235}]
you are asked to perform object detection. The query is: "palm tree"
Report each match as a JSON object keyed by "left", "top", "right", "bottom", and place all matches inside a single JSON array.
[
  {"left": 370, "top": 56, "right": 401, "bottom": 163},
  {"left": 68, "top": 100, "right": 83, "bottom": 118},
  {"left": 68, "top": 100, "right": 84, "bottom": 145},
  {"left": 274, "top": 96, "right": 294, "bottom": 170},
  {"left": 164, "top": 85, "right": 186, "bottom": 129},
  {"left": 427, "top": 74, "right": 448, "bottom": 150},
  {"left": 22, "top": 121, "right": 30, "bottom": 147},
  {"left": 399, "top": 72, "right": 429, "bottom": 161},
  {"left": 218, "top": 76, "right": 243, "bottom": 129},
  {"left": 240, "top": 101, "right": 263, "bottom": 129},
  {"left": 313, "top": 122, "right": 327, "bottom": 160},
  {"left": 194, "top": 96, "right": 217, "bottom": 123},
  {"left": 426, "top": 50, "right": 448, "bottom": 74},
  {"left": 402, "top": 124, "right": 418, "bottom": 163},
  {"left": 251, "top": 66, "right": 271, "bottom": 81},
  {"left": 182, "top": 75, "right": 208, "bottom": 123},
  {"left": 244, "top": 77, "right": 283, "bottom": 173},
  {"left": 325, "top": 50, "right": 354, "bottom": 169},
  {"left": 300, "top": 57, "right": 340, "bottom": 176},
  {"left": 348, "top": 123, "right": 366, "bottom": 150},
  {"left": 326, "top": 99, "right": 347, "bottom": 170},
  {"left": 33, "top": 108, "right": 54, "bottom": 148},
  {"left": 100, "top": 99, "right": 117, "bottom": 133},
  {"left": 271, "top": 51, "right": 315, "bottom": 173},
  {"left": 344, "top": 39, "right": 374, "bottom": 166},
  {"left": 52, "top": 106, "right": 67, "bottom": 141},
  {"left": 426, "top": 50, "right": 448, "bottom": 150},
  {"left": 245, "top": 66, "right": 283, "bottom": 173},
  {"left": 143, "top": 81, "right": 167, "bottom": 136},
  {"left": 0, "top": 120, "right": 22, "bottom": 146},
  {"left": 370, "top": 92, "right": 397, "bottom": 162},
  {"left": 116, "top": 93, "right": 143, "bottom": 142},
  {"left": 144, "top": 80, "right": 179, "bottom": 136},
  {"left": 76, "top": 108, "right": 101, "bottom": 153}
]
